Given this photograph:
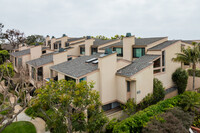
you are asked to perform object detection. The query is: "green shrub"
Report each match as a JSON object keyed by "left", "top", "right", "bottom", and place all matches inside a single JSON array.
[
  {"left": 113, "top": 95, "right": 181, "bottom": 133},
  {"left": 142, "top": 107, "right": 194, "bottom": 133},
  {"left": 172, "top": 68, "right": 188, "bottom": 94},
  {"left": 138, "top": 93, "right": 154, "bottom": 110},
  {"left": 105, "top": 118, "right": 120, "bottom": 133},
  {"left": 188, "top": 69, "right": 200, "bottom": 77},
  {"left": 153, "top": 78, "right": 165, "bottom": 103},
  {"left": 193, "top": 109, "right": 200, "bottom": 128},
  {"left": 121, "top": 98, "right": 137, "bottom": 116}
]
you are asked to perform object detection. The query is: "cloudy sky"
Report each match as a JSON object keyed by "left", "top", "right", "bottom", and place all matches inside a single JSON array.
[{"left": 0, "top": 0, "right": 200, "bottom": 40}]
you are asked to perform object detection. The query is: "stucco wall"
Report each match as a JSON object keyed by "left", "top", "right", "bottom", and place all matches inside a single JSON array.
[
  {"left": 116, "top": 76, "right": 127, "bottom": 103},
  {"left": 53, "top": 51, "right": 68, "bottom": 65},
  {"left": 85, "top": 39, "right": 94, "bottom": 56},
  {"left": 22, "top": 55, "right": 31, "bottom": 68},
  {"left": 117, "top": 60, "right": 131, "bottom": 70},
  {"left": 154, "top": 42, "right": 181, "bottom": 89},
  {"left": 43, "top": 63, "right": 54, "bottom": 79},
  {"left": 132, "top": 65, "right": 154, "bottom": 103},
  {"left": 86, "top": 71, "right": 100, "bottom": 92},
  {"left": 99, "top": 53, "right": 117, "bottom": 104},
  {"left": 123, "top": 36, "right": 135, "bottom": 61},
  {"left": 186, "top": 76, "right": 200, "bottom": 90},
  {"left": 30, "top": 45, "right": 42, "bottom": 60},
  {"left": 58, "top": 72, "right": 65, "bottom": 80}
]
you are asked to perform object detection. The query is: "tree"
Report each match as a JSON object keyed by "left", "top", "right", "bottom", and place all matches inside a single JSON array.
[
  {"left": 172, "top": 43, "right": 200, "bottom": 90},
  {"left": 29, "top": 80, "right": 107, "bottom": 133},
  {"left": 179, "top": 91, "right": 200, "bottom": 112},
  {"left": 0, "top": 65, "right": 33, "bottom": 132},
  {"left": 153, "top": 78, "right": 165, "bottom": 103},
  {"left": 2, "top": 29, "right": 26, "bottom": 49},
  {"left": 142, "top": 107, "right": 194, "bottom": 133},
  {"left": 172, "top": 68, "right": 188, "bottom": 94},
  {"left": 111, "top": 34, "right": 125, "bottom": 40},
  {"left": 0, "top": 50, "right": 9, "bottom": 64},
  {"left": 26, "top": 35, "right": 45, "bottom": 45},
  {"left": 121, "top": 98, "right": 137, "bottom": 116}
]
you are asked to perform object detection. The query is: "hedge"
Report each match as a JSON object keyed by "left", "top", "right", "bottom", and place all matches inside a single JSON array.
[
  {"left": 112, "top": 95, "right": 181, "bottom": 133},
  {"left": 188, "top": 69, "right": 200, "bottom": 77}
]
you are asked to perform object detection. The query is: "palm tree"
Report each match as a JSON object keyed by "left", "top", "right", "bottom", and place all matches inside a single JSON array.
[{"left": 172, "top": 42, "right": 200, "bottom": 90}]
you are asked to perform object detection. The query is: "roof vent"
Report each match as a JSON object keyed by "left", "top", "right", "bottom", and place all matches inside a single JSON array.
[
  {"left": 105, "top": 48, "right": 112, "bottom": 54},
  {"left": 126, "top": 33, "right": 131, "bottom": 37},
  {"left": 86, "top": 36, "right": 91, "bottom": 39},
  {"left": 92, "top": 60, "right": 98, "bottom": 64},
  {"left": 62, "top": 34, "right": 66, "bottom": 37},
  {"left": 46, "top": 35, "right": 49, "bottom": 37},
  {"left": 52, "top": 36, "right": 55, "bottom": 39},
  {"left": 58, "top": 48, "right": 65, "bottom": 52},
  {"left": 85, "top": 58, "right": 97, "bottom": 63}
]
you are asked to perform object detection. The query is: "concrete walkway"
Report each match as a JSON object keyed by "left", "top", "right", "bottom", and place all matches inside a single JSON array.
[{"left": 13, "top": 106, "right": 50, "bottom": 133}]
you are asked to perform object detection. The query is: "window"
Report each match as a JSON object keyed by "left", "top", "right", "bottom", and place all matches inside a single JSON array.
[
  {"left": 68, "top": 57, "right": 72, "bottom": 61},
  {"left": 154, "top": 69, "right": 161, "bottom": 74},
  {"left": 65, "top": 43, "right": 69, "bottom": 47},
  {"left": 91, "top": 48, "right": 98, "bottom": 55},
  {"left": 162, "top": 51, "right": 165, "bottom": 67},
  {"left": 15, "top": 57, "right": 17, "bottom": 67},
  {"left": 127, "top": 81, "right": 130, "bottom": 92},
  {"left": 113, "top": 47, "right": 123, "bottom": 57},
  {"left": 42, "top": 50, "right": 46, "bottom": 54},
  {"left": 102, "top": 102, "right": 120, "bottom": 111},
  {"left": 32, "top": 67, "right": 36, "bottom": 80},
  {"left": 80, "top": 47, "right": 85, "bottom": 55},
  {"left": 65, "top": 75, "right": 76, "bottom": 82},
  {"left": 54, "top": 43, "right": 58, "bottom": 49},
  {"left": 79, "top": 77, "right": 86, "bottom": 82},
  {"left": 59, "top": 43, "right": 61, "bottom": 49},
  {"left": 133, "top": 48, "right": 145, "bottom": 58},
  {"left": 154, "top": 58, "right": 161, "bottom": 68}
]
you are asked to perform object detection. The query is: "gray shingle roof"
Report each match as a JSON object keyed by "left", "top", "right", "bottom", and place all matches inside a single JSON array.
[
  {"left": 50, "top": 53, "right": 101, "bottom": 78},
  {"left": 26, "top": 54, "right": 53, "bottom": 67},
  {"left": 68, "top": 38, "right": 84, "bottom": 43},
  {"left": 148, "top": 40, "right": 179, "bottom": 51},
  {"left": 92, "top": 39, "right": 118, "bottom": 47},
  {"left": 10, "top": 49, "right": 30, "bottom": 57},
  {"left": 99, "top": 37, "right": 166, "bottom": 50},
  {"left": 117, "top": 54, "right": 160, "bottom": 77},
  {"left": 70, "top": 40, "right": 85, "bottom": 45},
  {"left": 181, "top": 40, "right": 194, "bottom": 44}
]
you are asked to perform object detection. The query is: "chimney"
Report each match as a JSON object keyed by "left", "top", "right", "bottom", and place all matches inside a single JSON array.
[
  {"left": 61, "top": 34, "right": 68, "bottom": 48},
  {"left": 123, "top": 33, "right": 135, "bottom": 61},
  {"left": 50, "top": 36, "right": 56, "bottom": 50},
  {"left": 45, "top": 35, "right": 50, "bottom": 47},
  {"left": 85, "top": 36, "right": 94, "bottom": 56},
  {"left": 53, "top": 50, "right": 68, "bottom": 65},
  {"left": 30, "top": 45, "right": 42, "bottom": 60}
]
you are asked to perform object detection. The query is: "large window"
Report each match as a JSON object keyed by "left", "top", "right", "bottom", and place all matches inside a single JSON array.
[
  {"left": 102, "top": 102, "right": 120, "bottom": 111},
  {"left": 162, "top": 51, "right": 165, "bottom": 72},
  {"left": 127, "top": 81, "right": 130, "bottom": 92},
  {"left": 15, "top": 57, "right": 17, "bottom": 67},
  {"left": 59, "top": 43, "right": 61, "bottom": 49},
  {"left": 65, "top": 42, "right": 69, "bottom": 47},
  {"left": 133, "top": 48, "right": 145, "bottom": 58},
  {"left": 113, "top": 47, "right": 123, "bottom": 57},
  {"left": 65, "top": 75, "right": 76, "bottom": 82},
  {"left": 91, "top": 48, "right": 98, "bottom": 55},
  {"left": 32, "top": 67, "right": 36, "bottom": 80},
  {"left": 79, "top": 77, "right": 86, "bottom": 82},
  {"left": 54, "top": 43, "right": 58, "bottom": 49},
  {"left": 80, "top": 47, "right": 85, "bottom": 55}
]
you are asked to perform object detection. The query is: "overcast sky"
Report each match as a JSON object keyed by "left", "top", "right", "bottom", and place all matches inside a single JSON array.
[{"left": 0, "top": 0, "right": 200, "bottom": 40}]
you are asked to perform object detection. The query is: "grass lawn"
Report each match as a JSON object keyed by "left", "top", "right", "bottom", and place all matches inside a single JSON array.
[{"left": 2, "top": 121, "right": 36, "bottom": 133}]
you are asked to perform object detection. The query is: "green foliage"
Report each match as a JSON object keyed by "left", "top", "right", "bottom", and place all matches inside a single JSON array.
[
  {"left": 0, "top": 50, "right": 9, "bottom": 64},
  {"left": 188, "top": 69, "right": 200, "bottom": 77},
  {"left": 153, "top": 78, "right": 165, "bottom": 103},
  {"left": 1, "top": 121, "right": 36, "bottom": 133},
  {"left": 0, "top": 62, "right": 14, "bottom": 79},
  {"left": 193, "top": 109, "right": 200, "bottom": 128},
  {"left": 112, "top": 95, "right": 181, "bottom": 133},
  {"left": 138, "top": 93, "right": 154, "bottom": 110},
  {"left": 172, "top": 68, "right": 189, "bottom": 94},
  {"left": 122, "top": 98, "right": 137, "bottom": 116},
  {"left": 106, "top": 118, "right": 120, "bottom": 133},
  {"left": 26, "top": 35, "right": 45, "bottom": 45},
  {"left": 142, "top": 107, "right": 194, "bottom": 133},
  {"left": 179, "top": 91, "right": 200, "bottom": 111},
  {"left": 29, "top": 80, "right": 107, "bottom": 133}
]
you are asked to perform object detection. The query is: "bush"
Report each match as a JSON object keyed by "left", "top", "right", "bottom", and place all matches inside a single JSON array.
[
  {"left": 172, "top": 68, "right": 188, "bottom": 94},
  {"left": 142, "top": 107, "right": 194, "bottom": 133},
  {"left": 188, "top": 69, "right": 200, "bottom": 77},
  {"left": 105, "top": 118, "right": 120, "bottom": 133},
  {"left": 121, "top": 98, "right": 137, "bottom": 116},
  {"left": 153, "top": 78, "right": 165, "bottom": 103},
  {"left": 112, "top": 95, "right": 181, "bottom": 133},
  {"left": 193, "top": 109, "right": 200, "bottom": 128},
  {"left": 138, "top": 93, "right": 154, "bottom": 110}
]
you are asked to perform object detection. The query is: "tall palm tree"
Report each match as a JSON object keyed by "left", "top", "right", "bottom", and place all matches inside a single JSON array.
[{"left": 172, "top": 43, "right": 200, "bottom": 90}]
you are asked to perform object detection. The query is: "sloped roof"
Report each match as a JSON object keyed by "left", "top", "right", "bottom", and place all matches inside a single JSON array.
[
  {"left": 92, "top": 39, "right": 118, "bottom": 47},
  {"left": 68, "top": 38, "right": 84, "bottom": 43},
  {"left": 148, "top": 40, "right": 179, "bottom": 51},
  {"left": 50, "top": 53, "right": 101, "bottom": 78},
  {"left": 26, "top": 54, "right": 53, "bottom": 67},
  {"left": 116, "top": 54, "right": 160, "bottom": 77},
  {"left": 10, "top": 49, "right": 30, "bottom": 57}
]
